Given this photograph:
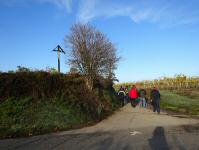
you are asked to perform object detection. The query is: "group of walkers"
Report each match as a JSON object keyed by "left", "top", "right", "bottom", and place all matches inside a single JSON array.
[{"left": 117, "top": 85, "right": 161, "bottom": 114}]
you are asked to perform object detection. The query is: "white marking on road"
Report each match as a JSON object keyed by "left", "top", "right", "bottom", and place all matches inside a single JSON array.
[{"left": 130, "top": 131, "right": 142, "bottom": 136}]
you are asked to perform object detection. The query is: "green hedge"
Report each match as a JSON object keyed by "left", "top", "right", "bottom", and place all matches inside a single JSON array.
[
  {"left": 0, "top": 72, "right": 119, "bottom": 138},
  {"left": 0, "top": 72, "right": 81, "bottom": 99},
  {"left": 0, "top": 72, "right": 99, "bottom": 118}
]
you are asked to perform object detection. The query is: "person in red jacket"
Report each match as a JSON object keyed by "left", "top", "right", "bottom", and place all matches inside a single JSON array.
[{"left": 129, "top": 85, "right": 138, "bottom": 107}]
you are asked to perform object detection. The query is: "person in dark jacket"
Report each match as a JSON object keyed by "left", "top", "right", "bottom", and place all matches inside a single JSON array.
[
  {"left": 151, "top": 87, "right": 161, "bottom": 114},
  {"left": 124, "top": 86, "right": 129, "bottom": 104},
  {"left": 118, "top": 86, "right": 126, "bottom": 107}
]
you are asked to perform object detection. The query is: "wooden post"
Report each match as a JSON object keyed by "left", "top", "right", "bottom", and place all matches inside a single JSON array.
[
  {"left": 58, "top": 46, "right": 60, "bottom": 73},
  {"left": 52, "top": 45, "right": 65, "bottom": 73}
]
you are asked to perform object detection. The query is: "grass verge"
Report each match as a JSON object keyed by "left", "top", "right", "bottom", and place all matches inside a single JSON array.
[
  {"left": 0, "top": 97, "right": 91, "bottom": 139},
  {"left": 160, "top": 90, "right": 199, "bottom": 115},
  {"left": 0, "top": 88, "right": 119, "bottom": 139}
]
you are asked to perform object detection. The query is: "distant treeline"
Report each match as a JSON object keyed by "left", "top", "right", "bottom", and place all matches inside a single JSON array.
[{"left": 114, "top": 74, "right": 199, "bottom": 90}]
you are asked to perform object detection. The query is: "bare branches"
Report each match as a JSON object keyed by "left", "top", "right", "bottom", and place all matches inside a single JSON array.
[{"left": 65, "top": 23, "right": 120, "bottom": 90}]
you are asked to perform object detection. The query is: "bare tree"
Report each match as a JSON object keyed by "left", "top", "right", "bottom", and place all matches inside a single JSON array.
[{"left": 65, "top": 23, "right": 120, "bottom": 90}]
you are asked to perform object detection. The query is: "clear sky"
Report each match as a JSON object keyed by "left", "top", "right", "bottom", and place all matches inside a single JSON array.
[{"left": 0, "top": 0, "right": 199, "bottom": 82}]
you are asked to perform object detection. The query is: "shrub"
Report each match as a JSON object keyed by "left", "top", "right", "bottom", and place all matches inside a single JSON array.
[
  {"left": 0, "top": 71, "right": 119, "bottom": 138},
  {"left": 0, "top": 72, "right": 100, "bottom": 118}
]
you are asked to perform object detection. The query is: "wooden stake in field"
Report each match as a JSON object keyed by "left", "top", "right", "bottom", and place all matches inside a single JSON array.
[{"left": 52, "top": 45, "right": 65, "bottom": 73}]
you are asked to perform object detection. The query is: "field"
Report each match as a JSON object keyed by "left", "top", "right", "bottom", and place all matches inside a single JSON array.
[
  {"left": 160, "top": 90, "right": 199, "bottom": 115},
  {"left": 114, "top": 74, "right": 199, "bottom": 115}
]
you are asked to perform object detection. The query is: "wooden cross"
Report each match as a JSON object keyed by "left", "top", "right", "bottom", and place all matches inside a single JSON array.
[{"left": 52, "top": 45, "right": 65, "bottom": 73}]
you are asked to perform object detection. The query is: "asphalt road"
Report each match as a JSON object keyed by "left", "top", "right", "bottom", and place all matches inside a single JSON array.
[{"left": 1, "top": 104, "right": 199, "bottom": 150}]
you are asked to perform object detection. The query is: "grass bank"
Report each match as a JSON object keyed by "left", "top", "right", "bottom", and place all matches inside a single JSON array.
[
  {"left": 160, "top": 90, "right": 199, "bottom": 115},
  {"left": 0, "top": 97, "right": 89, "bottom": 138},
  {"left": 0, "top": 88, "right": 119, "bottom": 139},
  {"left": 0, "top": 72, "right": 119, "bottom": 139}
]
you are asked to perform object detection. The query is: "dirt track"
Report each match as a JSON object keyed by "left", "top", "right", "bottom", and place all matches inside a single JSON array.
[{"left": 1, "top": 104, "right": 199, "bottom": 150}]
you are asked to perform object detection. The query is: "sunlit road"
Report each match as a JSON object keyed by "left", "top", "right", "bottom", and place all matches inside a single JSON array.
[{"left": 1, "top": 104, "right": 199, "bottom": 150}]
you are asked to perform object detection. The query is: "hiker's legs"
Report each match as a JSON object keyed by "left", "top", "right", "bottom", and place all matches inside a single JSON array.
[
  {"left": 126, "top": 94, "right": 129, "bottom": 104},
  {"left": 153, "top": 100, "right": 160, "bottom": 113},
  {"left": 156, "top": 100, "right": 160, "bottom": 113},
  {"left": 143, "top": 98, "right": 146, "bottom": 108},
  {"left": 153, "top": 100, "right": 157, "bottom": 112},
  {"left": 139, "top": 98, "right": 142, "bottom": 108},
  {"left": 124, "top": 96, "right": 127, "bottom": 105},
  {"left": 131, "top": 99, "right": 136, "bottom": 107},
  {"left": 122, "top": 98, "right": 125, "bottom": 106},
  {"left": 119, "top": 98, "right": 123, "bottom": 107},
  {"left": 130, "top": 99, "right": 133, "bottom": 107},
  {"left": 145, "top": 98, "right": 148, "bottom": 108},
  {"left": 140, "top": 98, "right": 144, "bottom": 107}
]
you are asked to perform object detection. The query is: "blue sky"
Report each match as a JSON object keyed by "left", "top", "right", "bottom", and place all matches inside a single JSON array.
[{"left": 0, "top": 0, "right": 199, "bottom": 82}]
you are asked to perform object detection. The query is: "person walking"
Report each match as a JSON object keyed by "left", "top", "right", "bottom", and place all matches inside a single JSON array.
[
  {"left": 118, "top": 86, "right": 126, "bottom": 107},
  {"left": 125, "top": 86, "right": 130, "bottom": 104},
  {"left": 139, "top": 88, "right": 147, "bottom": 108},
  {"left": 129, "top": 85, "right": 138, "bottom": 107},
  {"left": 151, "top": 87, "right": 161, "bottom": 114}
]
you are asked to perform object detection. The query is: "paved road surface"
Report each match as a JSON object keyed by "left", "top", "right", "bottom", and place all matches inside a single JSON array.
[{"left": 1, "top": 104, "right": 199, "bottom": 150}]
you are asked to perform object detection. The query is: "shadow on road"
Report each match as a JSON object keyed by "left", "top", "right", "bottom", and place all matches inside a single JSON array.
[{"left": 148, "top": 126, "right": 169, "bottom": 150}]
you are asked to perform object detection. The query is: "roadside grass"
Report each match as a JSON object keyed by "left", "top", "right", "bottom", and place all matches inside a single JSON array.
[
  {"left": 160, "top": 90, "right": 199, "bottom": 115},
  {"left": 0, "top": 72, "right": 120, "bottom": 139},
  {"left": 0, "top": 97, "right": 90, "bottom": 139},
  {"left": 0, "top": 88, "right": 119, "bottom": 139}
]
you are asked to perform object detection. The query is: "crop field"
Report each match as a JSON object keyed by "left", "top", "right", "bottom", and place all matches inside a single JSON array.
[{"left": 114, "top": 74, "right": 199, "bottom": 115}]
